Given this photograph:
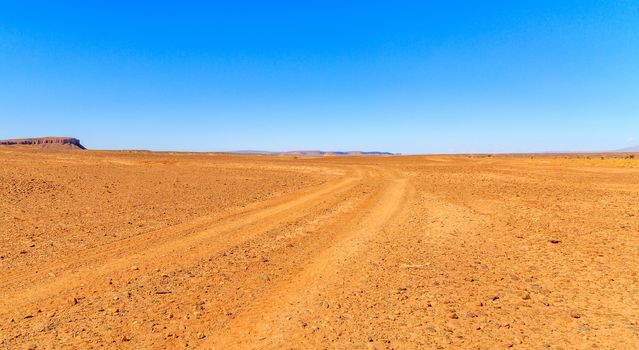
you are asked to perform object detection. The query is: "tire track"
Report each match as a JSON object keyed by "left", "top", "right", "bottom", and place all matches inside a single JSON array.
[
  {"left": 0, "top": 166, "right": 365, "bottom": 314},
  {"left": 208, "top": 167, "right": 409, "bottom": 349}
]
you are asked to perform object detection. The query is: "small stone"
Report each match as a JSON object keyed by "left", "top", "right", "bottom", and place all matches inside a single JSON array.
[
  {"left": 579, "top": 324, "right": 589, "bottom": 332},
  {"left": 70, "top": 297, "right": 78, "bottom": 306},
  {"left": 570, "top": 311, "right": 581, "bottom": 319},
  {"left": 26, "top": 342, "right": 37, "bottom": 350},
  {"left": 451, "top": 313, "right": 459, "bottom": 319},
  {"left": 196, "top": 332, "right": 205, "bottom": 339},
  {"left": 130, "top": 266, "right": 139, "bottom": 271},
  {"left": 321, "top": 301, "right": 330, "bottom": 308},
  {"left": 298, "top": 320, "right": 307, "bottom": 328},
  {"left": 489, "top": 295, "right": 499, "bottom": 301},
  {"left": 259, "top": 257, "right": 269, "bottom": 263},
  {"left": 523, "top": 293, "right": 531, "bottom": 300},
  {"left": 121, "top": 335, "right": 130, "bottom": 342},
  {"left": 259, "top": 274, "right": 270, "bottom": 282},
  {"left": 466, "top": 313, "right": 478, "bottom": 318},
  {"left": 549, "top": 240, "right": 561, "bottom": 244}
]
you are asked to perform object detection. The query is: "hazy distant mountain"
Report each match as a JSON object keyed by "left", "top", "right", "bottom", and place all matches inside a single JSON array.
[
  {"left": 231, "top": 150, "right": 399, "bottom": 156},
  {"left": 232, "top": 150, "right": 278, "bottom": 155},
  {"left": 613, "top": 145, "right": 639, "bottom": 152}
]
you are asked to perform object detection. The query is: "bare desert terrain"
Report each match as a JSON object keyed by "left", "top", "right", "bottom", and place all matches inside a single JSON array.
[{"left": 1, "top": 148, "right": 638, "bottom": 349}]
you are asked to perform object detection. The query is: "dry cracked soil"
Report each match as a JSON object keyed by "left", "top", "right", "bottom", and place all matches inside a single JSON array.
[{"left": 1, "top": 148, "right": 638, "bottom": 349}]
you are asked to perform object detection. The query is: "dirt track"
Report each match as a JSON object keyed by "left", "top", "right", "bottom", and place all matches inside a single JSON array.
[{"left": 1, "top": 149, "right": 638, "bottom": 349}]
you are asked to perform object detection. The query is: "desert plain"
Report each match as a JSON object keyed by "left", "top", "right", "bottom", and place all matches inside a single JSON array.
[{"left": 0, "top": 148, "right": 638, "bottom": 349}]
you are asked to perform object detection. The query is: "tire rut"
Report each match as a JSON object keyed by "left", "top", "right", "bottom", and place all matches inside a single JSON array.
[
  {"left": 0, "top": 167, "right": 364, "bottom": 314},
  {"left": 208, "top": 167, "right": 409, "bottom": 348}
]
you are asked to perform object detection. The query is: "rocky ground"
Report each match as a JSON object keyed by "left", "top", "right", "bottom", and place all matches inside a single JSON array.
[{"left": 0, "top": 149, "right": 637, "bottom": 349}]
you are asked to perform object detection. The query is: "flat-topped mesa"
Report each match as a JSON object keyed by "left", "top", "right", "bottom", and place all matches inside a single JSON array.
[{"left": 0, "top": 137, "right": 86, "bottom": 150}]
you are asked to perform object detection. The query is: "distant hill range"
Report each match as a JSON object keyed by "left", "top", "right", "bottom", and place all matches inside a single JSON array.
[
  {"left": 614, "top": 145, "right": 639, "bottom": 152},
  {"left": 0, "top": 137, "right": 86, "bottom": 150},
  {"left": 232, "top": 150, "right": 399, "bottom": 156}
]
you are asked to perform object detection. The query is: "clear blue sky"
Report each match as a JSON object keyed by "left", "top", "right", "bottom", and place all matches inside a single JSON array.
[{"left": 1, "top": 1, "right": 637, "bottom": 153}]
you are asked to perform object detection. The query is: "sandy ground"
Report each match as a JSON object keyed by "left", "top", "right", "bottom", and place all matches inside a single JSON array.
[{"left": 1, "top": 149, "right": 638, "bottom": 349}]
